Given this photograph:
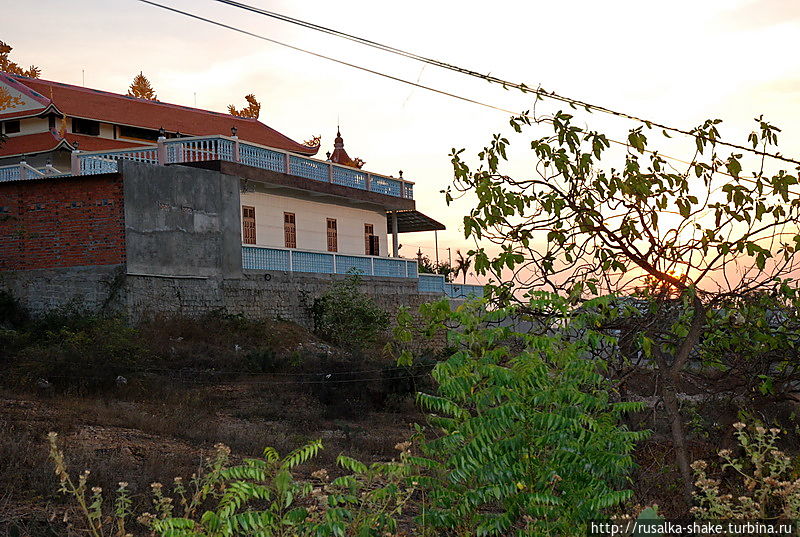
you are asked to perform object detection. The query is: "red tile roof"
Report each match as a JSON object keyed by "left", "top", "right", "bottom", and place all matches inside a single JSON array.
[
  {"left": 0, "top": 72, "right": 320, "bottom": 156},
  {"left": 0, "top": 131, "right": 149, "bottom": 158},
  {"left": 0, "top": 132, "right": 64, "bottom": 158}
]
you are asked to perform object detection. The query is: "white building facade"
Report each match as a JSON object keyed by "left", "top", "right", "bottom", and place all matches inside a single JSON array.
[{"left": 240, "top": 186, "right": 389, "bottom": 257}]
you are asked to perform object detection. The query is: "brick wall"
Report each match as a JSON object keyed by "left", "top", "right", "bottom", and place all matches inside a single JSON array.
[{"left": 0, "top": 174, "right": 126, "bottom": 270}]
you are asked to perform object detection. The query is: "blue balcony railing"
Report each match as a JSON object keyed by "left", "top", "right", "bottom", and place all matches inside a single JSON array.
[
  {"left": 74, "top": 135, "right": 415, "bottom": 199},
  {"left": 242, "top": 246, "right": 482, "bottom": 298},
  {"left": 418, "top": 273, "right": 484, "bottom": 298},
  {"left": 242, "top": 245, "right": 418, "bottom": 278}
]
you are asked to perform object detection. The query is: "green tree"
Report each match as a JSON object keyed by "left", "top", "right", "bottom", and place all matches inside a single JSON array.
[
  {"left": 403, "top": 298, "right": 647, "bottom": 536},
  {"left": 452, "top": 249, "right": 472, "bottom": 284},
  {"left": 417, "top": 253, "right": 454, "bottom": 280},
  {"left": 448, "top": 107, "right": 800, "bottom": 498}
]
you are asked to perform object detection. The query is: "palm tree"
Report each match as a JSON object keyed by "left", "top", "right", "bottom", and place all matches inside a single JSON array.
[{"left": 453, "top": 250, "right": 472, "bottom": 284}]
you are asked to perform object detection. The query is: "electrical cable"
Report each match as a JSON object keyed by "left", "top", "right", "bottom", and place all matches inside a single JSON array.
[
  {"left": 209, "top": 0, "right": 800, "bottom": 168},
  {"left": 134, "top": 0, "right": 800, "bottom": 198}
]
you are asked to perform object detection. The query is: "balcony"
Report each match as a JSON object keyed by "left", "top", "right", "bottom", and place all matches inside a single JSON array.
[
  {"left": 0, "top": 135, "right": 414, "bottom": 199},
  {"left": 242, "top": 245, "right": 483, "bottom": 298},
  {"left": 69, "top": 135, "right": 414, "bottom": 200},
  {"left": 243, "top": 245, "right": 418, "bottom": 277},
  {"left": 0, "top": 162, "right": 69, "bottom": 182}
]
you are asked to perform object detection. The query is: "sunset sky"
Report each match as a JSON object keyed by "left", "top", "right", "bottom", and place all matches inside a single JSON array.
[{"left": 4, "top": 0, "right": 800, "bottom": 282}]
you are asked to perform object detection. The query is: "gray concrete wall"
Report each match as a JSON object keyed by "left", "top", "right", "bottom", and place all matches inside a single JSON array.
[
  {"left": 124, "top": 271, "right": 428, "bottom": 327},
  {"left": 0, "top": 266, "right": 437, "bottom": 332},
  {"left": 121, "top": 161, "right": 242, "bottom": 278},
  {"left": 0, "top": 264, "right": 126, "bottom": 316}
]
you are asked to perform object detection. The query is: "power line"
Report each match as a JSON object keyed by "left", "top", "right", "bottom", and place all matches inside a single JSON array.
[
  {"left": 209, "top": 0, "right": 800, "bottom": 168},
  {"left": 135, "top": 0, "right": 800, "bottom": 198},
  {"left": 136, "top": 0, "right": 516, "bottom": 117}
]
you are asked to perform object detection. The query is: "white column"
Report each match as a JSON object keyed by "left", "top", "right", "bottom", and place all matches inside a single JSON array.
[
  {"left": 232, "top": 136, "right": 240, "bottom": 162},
  {"left": 391, "top": 211, "right": 399, "bottom": 258},
  {"left": 157, "top": 136, "right": 167, "bottom": 165},
  {"left": 70, "top": 150, "right": 81, "bottom": 175}
]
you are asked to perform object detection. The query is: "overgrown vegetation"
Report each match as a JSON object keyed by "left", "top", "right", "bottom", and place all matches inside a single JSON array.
[
  {"left": 309, "top": 275, "right": 389, "bottom": 351},
  {"left": 448, "top": 102, "right": 800, "bottom": 498},
  {"left": 49, "top": 433, "right": 418, "bottom": 537},
  {"left": 407, "top": 298, "right": 647, "bottom": 535},
  {"left": 43, "top": 296, "right": 653, "bottom": 537},
  {"left": 691, "top": 423, "right": 800, "bottom": 520}
]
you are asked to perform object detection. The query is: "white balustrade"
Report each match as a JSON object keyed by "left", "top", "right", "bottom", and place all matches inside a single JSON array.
[
  {"left": 77, "top": 146, "right": 159, "bottom": 175},
  {"left": 0, "top": 163, "right": 49, "bottom": 182},
  {"left": 69, "top": 135, "right": 415, "bottom": 199}
]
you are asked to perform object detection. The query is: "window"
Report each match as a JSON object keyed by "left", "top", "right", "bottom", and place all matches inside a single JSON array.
[
  {"left": 242, "top": 206, "right": 256, "bottom": 244},
  {"left": 365, "top": 223, "right": 379, "bottom": 255},
  {"left": 326, "top": 218, "right": 338, "bottom": 252},
  {"left": 118, "top": 125, "right": 161, "bottom": 142},
  {"left": 284, "top": 212, "right": 296, "bottom": 248},
  {"left": 3, "top": 120, "right": 20, "bottom": 134},
  {"left": 72, "top": 118, "right": 100, "bottom": 136}
]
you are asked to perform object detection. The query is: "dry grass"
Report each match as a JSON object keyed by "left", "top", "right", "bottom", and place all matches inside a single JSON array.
[{"left": 0, "top": 310, "right": 436, "bottom": 534}]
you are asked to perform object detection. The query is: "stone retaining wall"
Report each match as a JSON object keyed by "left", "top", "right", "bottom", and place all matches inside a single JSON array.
[{"left": 1, "top": 266, "right": 444, "bottom": 331}]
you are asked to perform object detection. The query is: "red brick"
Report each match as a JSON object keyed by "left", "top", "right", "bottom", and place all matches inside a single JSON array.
[{"left": 0, "top": 175, "right": 125, "bottom": 270}]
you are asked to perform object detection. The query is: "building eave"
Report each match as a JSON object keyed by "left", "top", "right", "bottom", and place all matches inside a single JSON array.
[{"left": 387, "top": 210, "right": 446, "bottom": 233}]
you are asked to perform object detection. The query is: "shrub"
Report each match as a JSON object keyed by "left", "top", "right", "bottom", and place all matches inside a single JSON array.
[
  {"left": 8, "top": 315, "right": 146, "bottom": 393},
  {"left": 691, "top": 423, "right": 800, "bottom": 520},
  {"left": 309, "top": 275, "right": 388, "bottom": 350},
  {"left": 407, "top": 296, "right": 648, "bottom": 536},
  {"left": 0, "top": 289, "right": 28, "bottom": 328},
  {"left": 48, "top": 433, "right": 416, "bottom": 537}
]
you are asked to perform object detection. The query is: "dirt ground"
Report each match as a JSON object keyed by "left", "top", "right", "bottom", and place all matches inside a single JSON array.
[
  {"left": 0, "top": 373, "right": 422, "bottom": 535},
  {"left": 0, "top": 313, "right": 430, "bottom": 536}
]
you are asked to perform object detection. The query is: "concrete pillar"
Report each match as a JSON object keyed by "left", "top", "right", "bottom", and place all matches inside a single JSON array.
[
  {"left": 434, "top": 230, "right": 439, "bottom": 265},
  {"left": 157, "top": 136, "right": 167, "bottom": 165},
  {"left": 391, "top": 211, "right": 399, "bottom": 258},
  {"left": 70, "top": 150, "right": 81, "bottom": 176},
  {"left": 232, "top": 135, "right": 240, "bottom": 162}
]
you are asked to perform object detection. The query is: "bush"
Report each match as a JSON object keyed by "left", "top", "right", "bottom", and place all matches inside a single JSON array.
[
  {"left": 7, "top": 315, "right": 146, "bottom": 393},
  {"left": 309, "top": 275, "right": 388, "bottom": 350},
  {"left": 0, "top": 289, "right": 28, "bottom": 328},
  {"left": 406, "top": 296, "right": 649, "bottom": 536},
  {"left": 691, "top": 423, "right": 800, "bottom": 520},
  {"left": 48, "top": 434, "right": 416, "bottom": 537}
]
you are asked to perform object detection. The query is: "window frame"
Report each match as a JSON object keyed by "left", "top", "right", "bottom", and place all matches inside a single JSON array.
[
  {"left": 3, "top": 120, "right": 21, "bottom": 134},
  {"left": 242, "top": 205, "right": 256, "bottom": 245},
  {"left": 326, "top": 218, "right": 338, "bottom": 252},
  {"left": 284, "top": 212, "right": 297, "bottom": 249},
  {"left": 72, "top": 117, "right": 100, "bottom": 136}
]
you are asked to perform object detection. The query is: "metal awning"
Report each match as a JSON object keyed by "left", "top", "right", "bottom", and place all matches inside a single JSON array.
[{"left": 386, "top": 210, "right": 446, "bottom": 233}]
